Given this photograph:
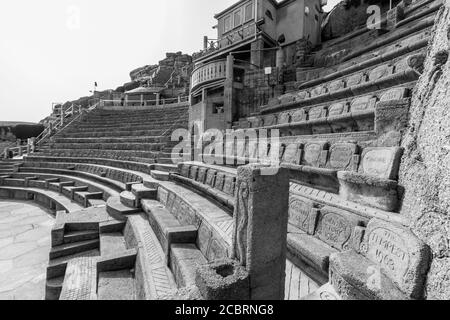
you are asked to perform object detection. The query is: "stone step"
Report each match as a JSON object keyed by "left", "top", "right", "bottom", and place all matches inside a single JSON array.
[
  {"left": 60, "top": 257, "right": 98, "bottom": 300},
  {"left": 47, "top": 249, "right": 100, "bottom": 279},
  {"left": 120, "top": 191, "right": 139, "bottom": 208},
  {"left": 64, "top": 230, "right": 99, "bottom": 244},
  {"left": 150, "top": 170, "right": 170, "bottom": 181},
  {"left": 131, "top": 184, "right": 157, "bottom": 200},
  {"left": 106, "top": 196, "right": 141, "bottom": 220},
  {"left": 97, "top": 270, "right": 136, "bottom": 300},
  {"left": 75, "top": 191, "right": 104, "bottom": 207},
  {"left": 100, "top": 220, "right": 126, "bottom": 233},
  {"left": 50, "top": 239, "right": 100, "bottom": 260},
  {"left": 45, "top": 276, "right": 65, "bottom": 300},
  {"left": 88, "top": 198, "right": 107, "bottom": 207},
  {"left": 100, "top": 232, "right": 127, "bottom": 257}
]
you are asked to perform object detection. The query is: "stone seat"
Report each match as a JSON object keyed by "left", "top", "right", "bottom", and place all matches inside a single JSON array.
[
  {"left": 329, "top": 250, "right": 408, "bottom": 300},
  {"left": 287, "top": 231, "right": 337, "bottom": 277},
  {"left": 286, "top": 194, "right": 368, "bottom": 282},
  {"left": 36, "top": 148, "right": 160, "bottom": 161},
  {"left": 314, "top": 5, "right": 435, "bottom": 70},
  {"left": 170, "top": 244, "right": 208, "bottom": 287},
  {"left": 170, "top": 163, "right": 237, "bottom": 211},
  {"left": 328, "top": 219, "right": 432, "bottom": 300},
  {"left": 260, "top": 52, "right": 424, "bottom": 115},
  {"left": 48, "top": 142, "right": 165, "bottom": 152},
  {"left": 141, "top": 199, "right": 197, "bottom": 261}
]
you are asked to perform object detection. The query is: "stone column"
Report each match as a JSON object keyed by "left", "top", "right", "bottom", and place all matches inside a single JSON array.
[
  {"left": 156, "top": 93, "right": 160, "bottom": 106},
  {"left": 4, "top": 148, "right": 8, "bottom": 159},
  {"left": 223, "top": 54, "right": 234, "bottom": 130},
  {"left": 232, "top": 164, "right": 290, "bottom": 300},
  {"left": 251, "top": 38, "right": 265, "bottom": 68},
  {"left": 60, "top": 107, "right": 65, "bottom": 126}
]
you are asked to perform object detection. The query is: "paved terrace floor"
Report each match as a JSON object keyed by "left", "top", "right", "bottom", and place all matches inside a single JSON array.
[{"left": 0, "top": 200, "right": 54, "bottom": 300}]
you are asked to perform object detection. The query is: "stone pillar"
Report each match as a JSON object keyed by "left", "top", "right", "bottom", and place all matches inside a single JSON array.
[
  {"left": 4, "top": 148, "right": 8, "bottom": 159},
  {"left": 156, "top": 93, "right": 160, "bottom": 106},
  {"left": 232, "top": 164, "right": 290, "bottom": 300},
  {"left": 223, "top": 54, "right": 234, "bottom": 130},
  {"left": 276, "top": 48, "right": 285, "bottom": 68},
  {"left": 60, "top": 107, "right": 64, "bottom": 126},
  {"left": 251, "top": 38, "right": 265, "bottom": 68}
]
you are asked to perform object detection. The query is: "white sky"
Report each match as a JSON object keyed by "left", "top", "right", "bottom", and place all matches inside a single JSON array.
[{"left": 0, "top": 0, "right": 341, "bottom": 123}]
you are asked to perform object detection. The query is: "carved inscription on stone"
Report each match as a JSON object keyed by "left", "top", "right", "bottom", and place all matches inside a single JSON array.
[
  {"left": 282, "top": 144, "right": 300, "bottom": 165},
  {"left": 223, "top": 175, "right": 236, "bottom": 196},
  {"left": 328, "top": 103, "right": 347, "bottom": 117},
  {"left": 328, "top": 80, "right": 345, "bottom": 93},
  {"left": 291, "top": 109, "right": 307, "bottom": 122},
  {"left": 346, "top": 73, "right": 364, "bottom": 87},
  {"left": 350, "top": 96, "right": 376, "bottom": 112},
  {"left": 311, "top": 86, "right": 326, "bottom": 97},
  {"left": 264, "top": 114, "right": 277, "bottom": 126},
  {"left": 297, "top": 91, "right": 309, "bottom": 100},
  {"left": 359, "top": 147, "right": 402, "bottom": 179},
  {"left": 179, "top": 164, "right": 190, "bottom": 177},
  {"left": 360, "top": 219, "right": 431, "bottom": 298},
  {"left": 158, "top": 188, "right": 169, "bottom": 206},
  {"left": 366, "top": 227, "right": 409, "bottom": 286},
  {"left": 278, "top": 112, "right": 291, "bottom": 125},
  {"left": 197, "top": 167, "right": 207, "bottom": 183},
  {"left": 289, "top": 196, "right": 314, "bottom": 233},
  {"left": 317, "top": 212, "right": 353, "bottom": 250},
  {"left": 214, "top": 173, "right": 226, "bottom": 191},
  {"left": 380, "top": 87, "right": 408, "bottom": 102},
  {"left": 308, "top": 106, "right": 326, "bottom": 120},
  {"left": 369, "top": 65, "right": 392, "bottom": 82},
  {"left": 189, "top": 166, "right": 199, "bottom": 180},
  {"left": 205, "top": 169, "right": 217, "bottom": 186},
  {"left": 328, "top": 143, "right": 358, "bottom": 170},
  {"left": 303, "top": 143, "right": 327, "bottom": 167}
]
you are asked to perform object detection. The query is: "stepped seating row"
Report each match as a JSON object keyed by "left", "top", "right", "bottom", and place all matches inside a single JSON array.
[
  {"left": 24, "top": 155, "right": 178, "bottom": 176},
  {"left": 312, "top": 0, "right": 439, "bottom": 68},
  {"left": 236, "top": 85, "right": 412, "bottom": 136},
  {"left": 35, "top": 149, "right": 160, "bottom": 163},
  {"left": 304, "top": 217, "right": 432, "bottom": 300},
  {"left": 263, "top": 52, "right": 423, "bottom": 114},
  {"left": 170, "top": 162, "right": 237, "bottom": 211}
]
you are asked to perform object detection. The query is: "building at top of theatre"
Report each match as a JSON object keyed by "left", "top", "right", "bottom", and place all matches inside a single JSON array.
[{"left": 190, "top": 0, "right": 326, "bottom": 132}]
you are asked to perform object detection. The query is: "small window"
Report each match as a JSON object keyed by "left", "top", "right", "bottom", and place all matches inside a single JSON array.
[
  {"left": 265, "top": 10, "right": 273, "bottom": 20},
  {"left": 213, "top": 103, "right": 224, "bottom": 114},
  {"left": 245, "top": 3, "right": 253, "bottom": 22},
  {"left": 224, "top": 16, "right": 231, "bottom": 33},
  {"left": 234, "top": 10, "right": 241, "bottom": 28}
]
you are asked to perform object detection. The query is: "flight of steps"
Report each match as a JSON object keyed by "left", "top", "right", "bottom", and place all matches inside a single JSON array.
[{"left": 35, "top": 104, "right": 189, "bottom": 165}]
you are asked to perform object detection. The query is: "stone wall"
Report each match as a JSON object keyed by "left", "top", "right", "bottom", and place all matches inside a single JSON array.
[{"left": 398, "top": 4, "right": 450, "bottom": 300}]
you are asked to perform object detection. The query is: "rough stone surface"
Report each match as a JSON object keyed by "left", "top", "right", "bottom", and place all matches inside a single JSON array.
[{"left": 398, "top": 5, "right": 450, "bottom": 300}]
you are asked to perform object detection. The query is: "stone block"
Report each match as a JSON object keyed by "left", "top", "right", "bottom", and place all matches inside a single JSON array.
[
  {"left": 289, "top": 195, "right": 318, "bottom": 234},
  {"left": 195, "top": 259, "right": 250, "bottom": 300},
  {"left": 360, "top": 219, "right": 431, "bottom": 299},
  {"left": 326, "top": 143, "right": 359, "bottom": 171},
  {"left": 302, "top": 142, "right": 329, "bottom": 167},
  {"left": 358, "top": 147, "right": 403, "bottom": 180}
]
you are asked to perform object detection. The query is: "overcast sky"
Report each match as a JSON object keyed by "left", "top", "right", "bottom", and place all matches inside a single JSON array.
[{"left": 0, "top": 0, "right": 340, "bottom": 123}]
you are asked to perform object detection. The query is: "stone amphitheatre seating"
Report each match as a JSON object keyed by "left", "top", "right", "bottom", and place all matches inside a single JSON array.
[
  {"left": 36, "top": 104, "right": 189, "bottom": 165},
  {"left": 2, "top": 0, "right": 439, "bottom": 301}
]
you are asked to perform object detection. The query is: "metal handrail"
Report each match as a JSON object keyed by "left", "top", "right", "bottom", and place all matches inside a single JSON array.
[{"left": 100, "top": 95, "right": 190, "bottom": 107}]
